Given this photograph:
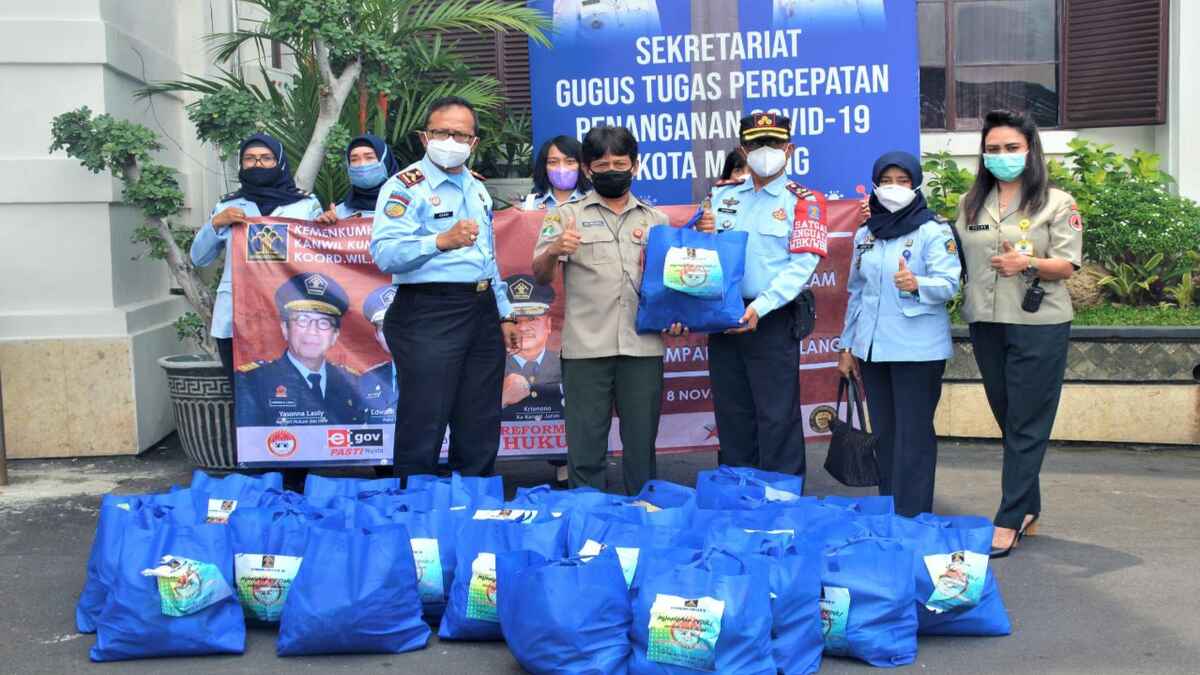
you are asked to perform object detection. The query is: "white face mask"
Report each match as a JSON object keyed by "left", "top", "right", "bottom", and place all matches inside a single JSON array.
[
  {"left": 426, "top": 137, "right": 472, "bottom": 169},
  {"left": 874, "top": 184, "right": 918, "bottom": 213},
  {"left": 745, "top": 146, "right": 787, "bottom": 178}
]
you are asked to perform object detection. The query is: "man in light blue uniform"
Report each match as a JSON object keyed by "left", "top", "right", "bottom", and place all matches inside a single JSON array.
[
  {"left": 190, "top": 133, "right": 322, "bottom": 391},
  {"left": 359, "top": 285, "right": 398, "bottom": 425},
  {"left": 706, "top": 113, "right": 828, "bottom": 476},
  {"left": 370, "top": 96, "right": 521, "bottom": 481}
]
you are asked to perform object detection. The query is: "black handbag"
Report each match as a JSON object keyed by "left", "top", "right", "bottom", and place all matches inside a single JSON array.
[{"left": 824, "top": 376, "right": 880, "bottom": 487}]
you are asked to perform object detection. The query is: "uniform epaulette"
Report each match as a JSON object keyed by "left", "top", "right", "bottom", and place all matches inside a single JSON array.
[
  {"left": 237, "top": 361, "right": 261, "bottom": 373},
  {"left": 713, "top": 177, "right": 746, "bottom": 187},
  {"left": 785, "top": 181, "right": 815, "bottom": 200},
  {"left": 397, "top": 167, "right": 426, "bottom": 188},
  {"left": 933, "top": 215, "right": 950, "bottom": 225},
  {"left": 220, "top": 191, "right": 240, "bottom": 202},
  {"left": 469, "top": 169, "right": 487, "bottom": 182}
]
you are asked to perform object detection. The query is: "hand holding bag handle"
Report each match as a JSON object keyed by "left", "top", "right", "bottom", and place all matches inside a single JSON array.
[{"left": 824, "top": 376, "right": 881, "bottom": 488}]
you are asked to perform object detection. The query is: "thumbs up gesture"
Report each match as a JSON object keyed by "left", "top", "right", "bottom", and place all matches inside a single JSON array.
[
  {"left": 990, "top": 239, "right": 1028, "bottom": 277},
  {"left": 894, "top": 256, "right": 918, "bottom": 293},
  {"left": 551, "top": 212, "right": 582, "bottom": 257}
]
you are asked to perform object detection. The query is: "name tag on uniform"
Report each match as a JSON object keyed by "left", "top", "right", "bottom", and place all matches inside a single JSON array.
[
  {"left": 967, "top": 224, "right": 990, "bottom": 232},
  {"left": 433, "top": 211, "right": 454, "bottom": 219},
  {"left": 856, "top": 242, "right": 875, "bottom": 251},
  {"left": 718, "top": 208, "right": 737, "bottom": 215},
  {"left": 581, "top": 220, "right": 605, "bottom": 228}
]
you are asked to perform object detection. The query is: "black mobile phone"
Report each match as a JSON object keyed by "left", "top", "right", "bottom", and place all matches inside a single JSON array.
[{"left": 1022, "top": 280, "right": 1045, "bottom": 313}]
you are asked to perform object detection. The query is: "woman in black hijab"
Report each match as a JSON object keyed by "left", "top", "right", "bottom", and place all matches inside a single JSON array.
[
  {"left": 189, "top": 133, "right": 321, "bottom": 408},
  {"left": 836, "top": 150, "right": 963, "bottom": 517}
]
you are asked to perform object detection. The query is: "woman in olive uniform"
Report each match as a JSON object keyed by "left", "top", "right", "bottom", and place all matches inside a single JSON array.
[{"left": 955, "top": 110, "right": 1083, "bottom": 557}]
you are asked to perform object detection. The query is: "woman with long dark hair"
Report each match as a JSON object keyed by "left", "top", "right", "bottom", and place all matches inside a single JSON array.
[
  {"left": 524, "top": 135, "right": 590, "bottom": 210},
  {"left": 955, "top": 110, "right": 1083, "bottom": 557}
]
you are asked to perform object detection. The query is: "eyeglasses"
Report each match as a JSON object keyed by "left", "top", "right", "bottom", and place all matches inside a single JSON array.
[
  {"left": 290, "top": 315, "right": 336, "bottom": 331},
  {"left": 242, "top": 155, "right": 278, "bottom": 167},
  {"left": 742, "top": 139, "right": 787, "bottom": 151},
  {"left": 589, "top": 159, "right": 634, "bottom": 172},
  {"left": 424, "top": 129, "right": 476, "bottom": 144}
]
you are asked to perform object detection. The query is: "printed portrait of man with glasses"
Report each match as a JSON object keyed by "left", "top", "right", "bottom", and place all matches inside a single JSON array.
[{"left": 235, "top": 272, "right": 364, "bottom": 427}]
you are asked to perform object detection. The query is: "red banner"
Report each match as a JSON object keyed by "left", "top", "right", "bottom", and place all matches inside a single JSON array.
[{"left": 231, "top": 203, "right": 857, "bottom": 466}]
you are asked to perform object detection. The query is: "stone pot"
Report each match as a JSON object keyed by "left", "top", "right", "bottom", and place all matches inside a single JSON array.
[{"left": 159, "top": 354, "right": 236, "bottom": 469}]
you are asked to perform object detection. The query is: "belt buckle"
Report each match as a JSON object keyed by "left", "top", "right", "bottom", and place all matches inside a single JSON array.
[{"left": 475, "top": 279, "right": 490, "bottom": 292}]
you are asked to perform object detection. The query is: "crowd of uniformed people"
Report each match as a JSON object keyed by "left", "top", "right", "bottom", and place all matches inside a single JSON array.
[{"left": 192, "top": 96, "right": 1079, "bottom": 558}]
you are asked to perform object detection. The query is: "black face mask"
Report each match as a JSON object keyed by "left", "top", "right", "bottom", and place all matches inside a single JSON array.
[
  {"left": 239, "top": 166, "right": 282, "bottom": 187},
  {"left": 591, "top": 169, "right": 633, "bottom": 198}
]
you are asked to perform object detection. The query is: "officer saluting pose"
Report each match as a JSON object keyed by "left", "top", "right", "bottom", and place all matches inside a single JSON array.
[
  {"left": 236, "top": 272, "right": 362, "bottom": 426},
  {"left": 370, "top": 96, "right": 521, "bottom": 481},
  {"left": 706, "top": 112, "right": 829, "bottom": 476}
]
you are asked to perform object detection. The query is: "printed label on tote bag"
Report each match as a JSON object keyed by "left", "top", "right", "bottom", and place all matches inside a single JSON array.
[
  {"left": 647, "top": 594, "right": 725, "bottom": 671},
  {"left": 465, "top": 552, "right": 499, "bottom": 622},
  {"left": 205, "top": 498, "right": 238, "bottom": 524},
  {"left": 820, "top": 585, "right": 851, "bottom": 655},
  {"left": 578, "top": 539, "right": 640, "bottom": 588},
  {"left": 234, "top": 553, "right": 302, "bottom": 621},
  {"left": 142, "top": 555, "right": 233, "bottom": 617},
  {"left": 410, "top": 537, "right": 445, "bottom": 604},
  {"left": 663, "top": 246, "right": 724, "bottom": 299},
  {"left": 924, "top": 550, "right": 988, "bottom": 613}
]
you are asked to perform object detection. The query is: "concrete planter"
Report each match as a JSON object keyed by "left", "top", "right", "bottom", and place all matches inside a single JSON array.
[
  {"left": 938, "top": 326, "right": 1200, "bottom": 446},
  {"left": 158, "top": 354, "right": 236, "bottom": 468}
]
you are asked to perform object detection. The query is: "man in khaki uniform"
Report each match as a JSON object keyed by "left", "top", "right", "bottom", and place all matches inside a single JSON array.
[{"left": 531, "top": 126, "right": 672, "bottom": 493}]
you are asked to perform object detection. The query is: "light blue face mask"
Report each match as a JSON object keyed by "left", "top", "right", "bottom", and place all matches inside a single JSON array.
[
  {"left": 348, "top": 161, "right": 388, "bottom": 189},
  {"left": 983, "top": 153, "right": 1027, "bottom": 182}
]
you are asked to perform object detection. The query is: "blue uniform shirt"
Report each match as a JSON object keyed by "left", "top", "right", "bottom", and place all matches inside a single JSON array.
[
  {"left": 369, "top": 156, "right": 511, "bottom": 317},
  {"left": 189, "top": 194, "right": 322, "bottom": 338},
  {"left": 334, "top": 201, "right": 373, "bottom": 219},
  {"left": 840, "top": 219, "right": 962, "bottom": 362},
  {"left": 708, "top": 174, "right": 824, "bottom": 317},
  {"left": 521, "top": 188, "right": 586, "bottom": 211}
]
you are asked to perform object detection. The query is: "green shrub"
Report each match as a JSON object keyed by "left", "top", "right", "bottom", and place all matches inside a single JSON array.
[{"left": 922, "top": 151, "right": 975, "bottom": 222}]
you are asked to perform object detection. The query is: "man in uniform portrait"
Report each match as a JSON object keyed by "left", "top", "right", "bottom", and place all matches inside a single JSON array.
[
  {"left": 358, "top": 285, "right": 399, "bottom": 425},
  {"left": 501, "top": 274, "right": 563, "bottom": 422},
  {"left": 235, "top": 272, "right": 362, "bottom": 426}
]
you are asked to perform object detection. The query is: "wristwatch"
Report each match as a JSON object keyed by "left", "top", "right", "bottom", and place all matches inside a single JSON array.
[{"left": 1023, "top": 257, "right": 1040, "bottom": 278}]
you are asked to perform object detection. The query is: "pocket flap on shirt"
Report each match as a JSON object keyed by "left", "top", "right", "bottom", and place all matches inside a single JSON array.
[
  {"left": 899, "top": 297, "right": 940, "bottom": 318},
  {"left": 759, "top": 219, "right": 790, "bottom": 238},
  {"left": 580, "top": 225, "right": 615, "bottom": 243}
]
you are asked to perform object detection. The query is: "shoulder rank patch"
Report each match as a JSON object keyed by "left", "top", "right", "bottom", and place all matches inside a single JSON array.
[
  {"left": 713, "top": 177, "right": 746, "bottom": 187},
  {"left": 397, "top": 168, "right": 426, "bottom": 188},
  {"left": 219, "top": 191, "right": 240, "bottom": 202},
  {"left": 237, "top": 362, "right": 261, "bottom": 373},
  {"left": 785, "top": 181, "right": 816, "bottom": 201}
]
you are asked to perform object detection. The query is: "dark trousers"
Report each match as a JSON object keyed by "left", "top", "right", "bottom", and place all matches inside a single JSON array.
[
  {"left": 385, "top": 283, "right": 504, "bottom": 480},
  {"left": 216, "top": 337, "right": 239, "bottom": 458},
  {"left": 561, "top": 355, "right": 663, "bottom": 495},
  {"left": 708, "top": 306, "right": 806, "bottom": 476},
  {"left": 969, "top": 321, "right": 1071, "bottom": 530},
  {"left": 859, "top": 359, "right": 946, "bottom": 517}
]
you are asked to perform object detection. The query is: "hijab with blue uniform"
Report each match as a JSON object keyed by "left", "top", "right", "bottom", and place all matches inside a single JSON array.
[
  {"left": 341, "top": 133, "right": 401, "bottom": 212},
  {"left": 234, "top": 132, "right": 310, "bottom": 215},
  {"left": 864, "top": 151, "right": 938, "bottom": 241}
]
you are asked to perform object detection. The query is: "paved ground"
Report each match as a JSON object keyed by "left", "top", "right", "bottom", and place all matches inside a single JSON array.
[{"left": 1, "top": 439, "right": 1198, "bottom": 674}]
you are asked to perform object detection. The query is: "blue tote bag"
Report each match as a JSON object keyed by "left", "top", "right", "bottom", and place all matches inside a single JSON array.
[
  {"left": 377, "top": 507, "right": 461, "bottom": 619},
  {"left": 708, "top": 529, "right": 824, "bottom": 675},
  {"left": 302, "top": 474, "right": 400, "bottom": 504},
  {"left": 76, "top": 494, "right": 143, "bottom": 633},
  {"left": 408, "top": 472, "right": 504, "bottom": 503},
  {"left": 630, "top": 548, "right": 776, "bottom": 675},
  {"left": 498, "top": 548, "right": 633, "bottom": 675},
  {"left": 227, "top": 505, "right": 343, "bottom": 623},
  {"left": 819, "top": 537, "right": 918, "bottom": 668},
  {"left": 696, "top": 466, "right": 805, "bottom": 509},
  {"left": 89, "top": 519, "right": 244, "bottom": 661},
  {"left": 440, "top": 514, "right": 568, "bottom": 641},
  {"left": 277, "top": 523, "right": 430, "bottom": 656},
  {"left": 636, "top": 210, "right": 749, "bottom": 334},
  {"left": 896, "top": 514, "right": 1012, "bottom": 636}
]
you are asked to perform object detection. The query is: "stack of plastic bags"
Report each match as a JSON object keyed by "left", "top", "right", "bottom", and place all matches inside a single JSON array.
[{"left": 76, "top": 465, "right": 1010, "bottom": 671}]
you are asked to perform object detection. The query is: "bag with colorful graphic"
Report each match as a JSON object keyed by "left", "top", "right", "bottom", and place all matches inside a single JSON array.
[
  {"left": 407, "top": 472, "right": 504, "bottom": 504},
  {"left": 707, "top": 529, "right": 824, "bottom": 675},
  {"left": 630, "top": 548, "right": 776, "bottom": 674},
  {"left": 439, "top": 514, "right": 568, "bottom": 641},
  {"left": 189, "top": 470, "right": 282, "bottom": 524},
  {"left": 819, "top": 537, "right": 917, "bottom": 667},
  {"left": 228, "top": 505, "right": 343, "bottom": 623},
  {"left": 636, "top": 209, "right": 750, "bottom": 334},
  {"left": 498, "top": 547, "right": 633, "bottom": 675},
  {"left": 89, "top": 520, "right": 244, "bottom": 661},
  {"left": 895, "top": 514, "right": 1011, "bottom": 636},
  {"left": 377, "top": 507, "right": 459, "bottom": 619},
  {"left": 277, "top": 523, "right": 430, "bottom": 656},
  {"left": 76, "top": 489, "right": 203, "bottom": 634},
  {"left": 696, "top": 465, "right": 805, "bottom": 510}
]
